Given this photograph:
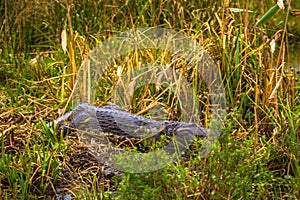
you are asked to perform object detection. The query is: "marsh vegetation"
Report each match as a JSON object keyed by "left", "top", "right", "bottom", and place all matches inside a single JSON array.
[{"left": 0, "top": 0, "right": 299, "bottom": 199}]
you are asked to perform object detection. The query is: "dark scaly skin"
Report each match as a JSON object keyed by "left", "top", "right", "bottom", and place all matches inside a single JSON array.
[{"left": 56, "top": 103, "right": 208, "bottom": 139}]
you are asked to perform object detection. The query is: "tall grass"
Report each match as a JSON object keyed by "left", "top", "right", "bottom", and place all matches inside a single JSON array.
[{"left": 0, "top": 0, "right": 299, "bottom": 199}]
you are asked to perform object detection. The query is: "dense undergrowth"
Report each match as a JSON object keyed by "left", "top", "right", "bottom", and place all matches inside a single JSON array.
[{"left": 0, "top": 0, "right": 299, "bottom": 199}]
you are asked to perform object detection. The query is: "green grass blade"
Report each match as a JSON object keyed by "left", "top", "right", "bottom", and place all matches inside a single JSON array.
[{"left": 256, "top": 4, "right": 280, "bottom": 26}]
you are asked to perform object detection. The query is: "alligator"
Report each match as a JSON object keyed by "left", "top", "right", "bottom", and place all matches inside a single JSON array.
[{"left": 55, "top": 103, "right": 208, "bottom": 140}]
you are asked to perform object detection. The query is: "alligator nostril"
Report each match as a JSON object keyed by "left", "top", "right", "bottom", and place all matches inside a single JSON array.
[{"left": 56, "top": 124, "right": 75, "bottom": 138}]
